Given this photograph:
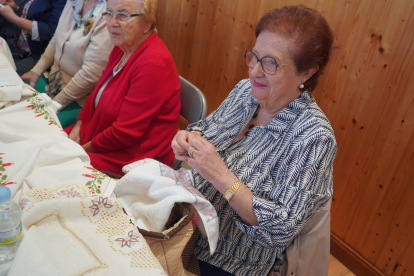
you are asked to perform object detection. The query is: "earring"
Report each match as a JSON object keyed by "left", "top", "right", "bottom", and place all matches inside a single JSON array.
[{"left": 299, "top": 82, "right": 304, "bottom": 89}]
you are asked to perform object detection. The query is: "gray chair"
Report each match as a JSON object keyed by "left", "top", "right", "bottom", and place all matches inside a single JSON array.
[
  {"left": 179, "top": 75, "right": 207, "bottom": 124},
  {"left": 173, "top": 76, "right": 207, "bottom": 170}
]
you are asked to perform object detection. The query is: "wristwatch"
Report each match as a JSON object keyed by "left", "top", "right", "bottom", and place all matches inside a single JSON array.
[{"left": 223, "top": 180, "right": 243, "bottom": 201}]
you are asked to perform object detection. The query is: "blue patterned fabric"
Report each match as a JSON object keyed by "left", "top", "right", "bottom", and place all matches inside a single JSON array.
[{"left": 187, "top": 79, "right": 337, "bottom": 276}]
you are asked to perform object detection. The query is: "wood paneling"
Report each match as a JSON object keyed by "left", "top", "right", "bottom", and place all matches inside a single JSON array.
[
  {"left": 331, "top": 233, "right": 384, "bottom": 276},
  {"left": 328, "top": 254, "right": 356, "bottom": 276},
  {"left": 157, "top": 0, "right": 414, "bottom": 274}
]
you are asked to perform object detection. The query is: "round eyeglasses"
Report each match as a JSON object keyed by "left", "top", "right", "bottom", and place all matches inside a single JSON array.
[
  {"left": 102, "top": 11, "right": 143, "bottom": 22},
  {"left": 244, "top": 50, "right": 288, "bottom": 75}
]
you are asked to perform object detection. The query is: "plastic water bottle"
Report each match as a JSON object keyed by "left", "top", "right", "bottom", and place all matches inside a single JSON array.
[{"left": 0, "top": 186, "right": 23, "bottom": 264}]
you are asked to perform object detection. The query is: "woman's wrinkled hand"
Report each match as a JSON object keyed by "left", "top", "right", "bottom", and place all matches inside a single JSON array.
[
  {"left": 21, "top": 71, "right": 40, "bottom": 88},
  {"left": 171, "top": 130, "right": 201, "bottom": 161},
  {"left": 186, "top": 135, "right": 229, "bottom": 185},
  {"left": 68, "top": 120, "right": 82, "bottom": 144},
  {"left": 0, "top": 5, "right": 18, "bottom": 22}
]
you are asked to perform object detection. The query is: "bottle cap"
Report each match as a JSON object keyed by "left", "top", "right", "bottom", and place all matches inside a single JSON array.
[{"left": 0, "top": 186, "right": 12, "bottom": 203}]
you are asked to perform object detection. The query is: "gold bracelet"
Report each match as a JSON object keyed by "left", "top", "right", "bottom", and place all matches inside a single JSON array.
[{"left": 223, "top": 180, "right": 243, "bottom": 201}]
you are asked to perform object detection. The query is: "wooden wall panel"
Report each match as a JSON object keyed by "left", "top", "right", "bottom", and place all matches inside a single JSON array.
[{"left": 157, "top": 0, "right": 414, "bottom": 274}]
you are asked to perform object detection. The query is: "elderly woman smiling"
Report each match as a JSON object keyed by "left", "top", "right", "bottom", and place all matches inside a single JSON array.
[
  {"left": 172, "top": 5, "right": 337, "bottom": 276},
  {"left": 65, "top": 0, "right": 180, "bottom": 175}
]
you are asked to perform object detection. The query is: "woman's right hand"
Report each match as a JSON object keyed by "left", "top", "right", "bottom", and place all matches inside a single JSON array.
[
  {"left": 21, "top": 71, "right": 40, "bottom": 88},
  {"left": 68, "top": 120, "right": 82, "bottom": 144},
  {"left": 0, "top": 0, "right": 18, "bottom": 12},
  {"left": 171, "top": 130, "right": 201, "bottom": 161}
]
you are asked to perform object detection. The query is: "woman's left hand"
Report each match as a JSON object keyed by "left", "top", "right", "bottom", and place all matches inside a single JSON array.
[
  {"left": 187, "top": 135, "right": 233, "bottom": 191},
  {"left": 0, "top": 5, "right": 18, "bottom": 22},
  {"left": 82, "top": 141, "right": 96, "bottom": 153},
  {"left": 188, "top": 134, "right": 258, "bottom": 226}
]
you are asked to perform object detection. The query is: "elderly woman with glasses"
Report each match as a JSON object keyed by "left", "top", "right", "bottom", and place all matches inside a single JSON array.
[
  {"left": 65, "top": 0, "right": 180, "bottom": 176},
  {"left": 172, "top": 5, "right": 337, "bottom": 276}
]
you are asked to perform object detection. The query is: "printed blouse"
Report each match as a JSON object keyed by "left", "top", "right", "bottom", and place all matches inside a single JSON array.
[{"left": 187, "top": 79, "right": 337, "bottom": 276}]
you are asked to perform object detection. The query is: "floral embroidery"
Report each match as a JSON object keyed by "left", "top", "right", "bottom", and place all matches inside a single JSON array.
[
  {"left": 57, "top": 187, "right": 82, "bottom": 198},
  {"left": 19, "top": 198, "right": 29, "bottom": 210},
  {"left": 0, "top": 84, "right": 19, "bottom": 88},
  {"left": 25, "top": 93, "right": 60, "bottom": 126},
  {"left": 114, "top": 230, "right": 140, "bottom": 248},
  {"left": 122, "top": 159, "right": 150, "bottom": 174},
  {"left": 83, "top": 166, "right": 107, "bottom": 195},
  {"left": 89, "top": 196, "right": 113, "bottom": 216},
  {"left": 0, "top": 154, "right": 16, "bottom": 186}
]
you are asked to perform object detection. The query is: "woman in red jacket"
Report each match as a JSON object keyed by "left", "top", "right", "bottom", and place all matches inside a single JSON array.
[{"left": 65, "top": 0, "right": 180, "bottom": 175}]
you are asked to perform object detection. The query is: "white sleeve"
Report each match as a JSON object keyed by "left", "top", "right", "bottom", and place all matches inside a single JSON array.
[{"left": 31, "top": 21, "right": 40, "bottom": 41}]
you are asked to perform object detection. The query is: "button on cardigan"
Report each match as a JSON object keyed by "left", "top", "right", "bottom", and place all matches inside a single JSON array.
[{"left": 187, "top": 79, "right": 337, "bottom": 276}]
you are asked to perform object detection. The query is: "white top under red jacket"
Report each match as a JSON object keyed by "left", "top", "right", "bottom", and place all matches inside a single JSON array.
[{"left": 187, "top": 79, "right": 337, "bottom": 276}]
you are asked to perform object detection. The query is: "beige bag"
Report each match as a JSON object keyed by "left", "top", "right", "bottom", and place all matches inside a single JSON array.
[
  {"left": 104, "top": 171, "right": 201, "bottom": 276},
  {"left": 137, "top": 203, "right": 201, "bottom": 276}
]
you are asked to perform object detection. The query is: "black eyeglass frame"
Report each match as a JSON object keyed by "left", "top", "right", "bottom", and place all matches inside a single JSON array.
[
  {"left": 102, "top": 11, "right": 143, "bottom": 22},
  {"left": 244, "top": 50, "right": 288, "bottom": 75}
]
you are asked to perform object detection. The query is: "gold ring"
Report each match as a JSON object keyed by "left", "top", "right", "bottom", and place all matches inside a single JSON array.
[{"left": 190, "top": 149, "right": 196, "bottom": 158}]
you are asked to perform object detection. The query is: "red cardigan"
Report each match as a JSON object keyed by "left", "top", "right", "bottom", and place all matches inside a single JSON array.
[{"left": 65, "top": 33, "right": 180, "bottom": 175}]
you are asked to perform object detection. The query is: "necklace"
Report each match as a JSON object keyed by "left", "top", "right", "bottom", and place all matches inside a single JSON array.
[
  {"left": 116, "top": 56, "right": 124, "bottom": 71},
  {"left": 245, "top": 105, "right": 260, "bottom": 136}
]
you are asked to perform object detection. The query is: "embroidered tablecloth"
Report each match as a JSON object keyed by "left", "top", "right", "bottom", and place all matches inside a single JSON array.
[
  {"left": 8, "top": 183, "right": 166, "bottom": 275},
  {"left": 0, "top": 89, "right": 166, "bottom": 274},
  {"left": 0, "top": 48, "right": 35, "bottom": 108},
  {"left": 0, "top": 92, "right": 117, "bottom": 199}
]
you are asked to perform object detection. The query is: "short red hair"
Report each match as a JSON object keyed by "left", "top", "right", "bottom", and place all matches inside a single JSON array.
[{"left": 255, "top": 5, "right": 334, "bottom": 92}]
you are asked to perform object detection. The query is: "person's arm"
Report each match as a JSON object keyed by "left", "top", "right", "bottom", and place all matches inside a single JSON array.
[
  {"left": 82, "top": 141, "right": 96, "bottom": 152},
  {"left": 0, "top": 0, "right": 19, "bottom": 11},
  {"left": 29, "top": 33, "right": 57, "bottom": 76},
  {"left": 68, "top": 120, "right": 82, "bottom": 144},
  {"left": 186, "top": 131, "right": 336, "bottom": 249},
  {"left": 233, "top": 135, "right": 336, "bottom": 249},
  {"left": 90, "top": 61, "right": 176, "bottom": 153},
  {"left": 35, "top": 0, "right": 66, "bottom": 41},
  {"left": 22, "top": 34, "right": 56, "bottom": 84},
  {"left": 29, "top": 0, "right": 72, "bottom": 75},
  {"left": 52, "top": 17, "right": 113, "bottom": 109},
  {"left": 0, "top": 5, "right": 32, "bottom": 33},
  {"left": 186, "top": 80, "right": 248, "bottom": 135},
  {"left": 172, "top": 82, "right": 242, "bottom": 162}
]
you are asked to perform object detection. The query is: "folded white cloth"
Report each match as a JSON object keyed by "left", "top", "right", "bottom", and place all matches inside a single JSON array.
[
  {"left": 0, "top": 83, "right": 36, "bottom": 108},
  {"left": 9, "top": 184, "right": 166, "bottom": 276},
  {"left": 0, "top": 38, "right": 16, "bottom": 70},
  {"left": 116, "top": 158, "right": 219, "bottom": 254}
]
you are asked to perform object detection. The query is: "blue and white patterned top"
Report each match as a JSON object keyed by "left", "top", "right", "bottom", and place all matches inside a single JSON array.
[{"left": 187, "top": 79, "right": 337, "bottom": 276}]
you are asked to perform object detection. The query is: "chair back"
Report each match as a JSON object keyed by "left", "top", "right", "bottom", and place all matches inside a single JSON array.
[
  {"left": 269, "top": 198, "right": 332, "bottom": 276},
  {"left": 179, "top": 76, "right": 207, "bottom": 124},
  {"left": 174, "top": 77, "right": 207, "bottom": 170}
]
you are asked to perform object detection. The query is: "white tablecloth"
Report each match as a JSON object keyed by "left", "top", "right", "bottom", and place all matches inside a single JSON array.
[{"left": 0, "top": 54, "right": 166, "bottom": 275}]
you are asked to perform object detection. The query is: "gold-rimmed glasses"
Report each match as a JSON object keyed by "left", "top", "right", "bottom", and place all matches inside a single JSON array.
[
  {"left": 102, "top": 11, "right": 142, "bottom": 22},
  {"left": 244, "top": 50, "right": 288, "bottom": 74}
]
